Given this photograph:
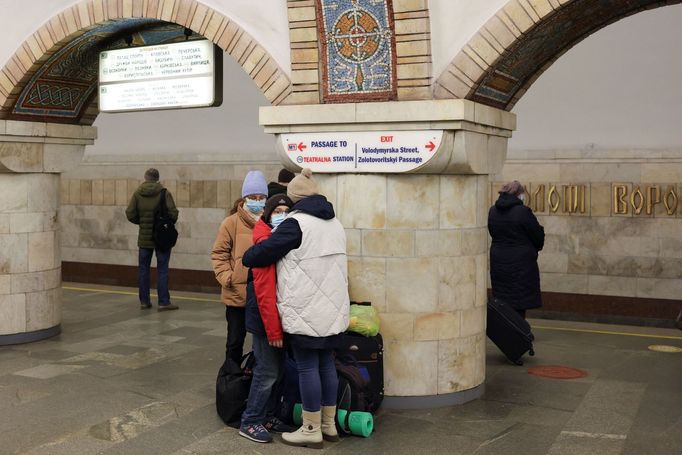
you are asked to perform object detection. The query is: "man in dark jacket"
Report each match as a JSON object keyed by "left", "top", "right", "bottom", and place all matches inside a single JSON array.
[
  {"left": 488, "top": 180, "right": 544, "bottom": 318},
  {"left": 267, "top": 168, "right": 295, "bottom": 198},
  {"left": 126, "top": 168, "right": 179, "bottom": 311}
]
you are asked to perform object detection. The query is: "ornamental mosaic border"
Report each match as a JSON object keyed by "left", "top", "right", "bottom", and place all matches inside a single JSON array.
[
  {"left": 10, "top": 19, "right": 203, "bottom": 123},
  {"left": 470, "top": 0, "right": 676, "bottom": 110}
]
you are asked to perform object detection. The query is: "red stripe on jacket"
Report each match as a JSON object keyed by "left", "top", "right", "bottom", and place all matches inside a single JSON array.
[{"left": 252, "top": 219, "right": 284, "bottom": 342}]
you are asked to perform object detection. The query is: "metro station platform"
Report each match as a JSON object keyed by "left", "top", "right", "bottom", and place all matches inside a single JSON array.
[{"left": 1, "top": 284, "right": 680, "bottom": 455}]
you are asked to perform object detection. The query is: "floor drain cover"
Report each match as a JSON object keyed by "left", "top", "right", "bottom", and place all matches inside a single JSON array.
[
  {"left": 648, "top": 345, "right": 682, "bottom": 353},
  {"left": 527, "top": 365, "right": 588, "bottom": 379}
]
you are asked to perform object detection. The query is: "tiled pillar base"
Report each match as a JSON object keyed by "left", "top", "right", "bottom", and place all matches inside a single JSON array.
[
  {"left": 317, "top": 172, "right": 489, "bottom": 402},
  {"left": 0, "top": 120, "right": 95, "bottom": 344},
  {"left": 0, "top": 324, "right": 62, "bottom": 345},
  {"left": 382, "top": 384, "right": 484, "bottom": 409},
  {"left": 0, "top": 173, "right": 62, "bottom": 344}
]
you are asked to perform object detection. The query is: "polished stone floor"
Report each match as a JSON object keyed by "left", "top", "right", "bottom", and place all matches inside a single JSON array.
[{"left": 1, "top": 284, "right": 680, "bottom": 455}]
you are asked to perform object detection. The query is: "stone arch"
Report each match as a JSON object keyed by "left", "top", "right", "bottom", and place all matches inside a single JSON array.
[
  {"left": 434, "top": 0, "right": 682, "bottom": 111},
  {"left": 0, "top": 0, "right": 292, "bottom": 124}
]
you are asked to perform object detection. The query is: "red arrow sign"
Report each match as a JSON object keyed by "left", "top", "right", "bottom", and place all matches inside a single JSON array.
[
  {"left": 425, "top": 141, "right": 436, "bottom": 152},
  {"left": 298, "top": 142, "right": 307, "bottom": 151}
]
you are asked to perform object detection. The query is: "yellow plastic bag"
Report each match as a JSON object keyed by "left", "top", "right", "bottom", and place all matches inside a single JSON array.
[{"left": 348, "top": 304, "right": 380, "bottom": 337}]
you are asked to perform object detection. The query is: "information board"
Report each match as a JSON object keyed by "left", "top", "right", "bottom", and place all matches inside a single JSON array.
[
  {"left": 98, "top": 40, "right": 222, "bottom": 112},
  {"left": 279, "top": 130, "right": 443, "bottom": 173}
]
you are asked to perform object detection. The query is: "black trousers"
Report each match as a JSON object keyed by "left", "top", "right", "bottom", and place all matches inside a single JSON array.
[{"left": 225, "top": 306, "right": 246, "bottom": 365}]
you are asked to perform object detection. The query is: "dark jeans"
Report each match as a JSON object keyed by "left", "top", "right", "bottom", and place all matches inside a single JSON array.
[
  {"left": 226, "top": 306, "right": 246, "bottom": 365},
  {"left": 291, "top": 345, "right": 338, "bottom": 412},
  {"left": 241, "top": 333, "right": 284, "bottom": 426},
  {"left": 138, "top": 248, "right": 171, "bottom": 306}
]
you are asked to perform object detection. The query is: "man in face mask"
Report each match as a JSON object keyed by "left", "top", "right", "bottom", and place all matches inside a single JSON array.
[{"left": 211, "top": 170, "right": 268, "bottom": 366}]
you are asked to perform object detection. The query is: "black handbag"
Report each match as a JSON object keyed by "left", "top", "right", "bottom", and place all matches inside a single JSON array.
[
  {"left": 152, "top": 188, "right": 178, "bottom": 250},
  {"left": 215, "top": 353, "right": 255, "bottom": 426}
]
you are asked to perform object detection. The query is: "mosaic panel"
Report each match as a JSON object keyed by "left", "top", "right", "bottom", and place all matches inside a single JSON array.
[
  {"left": 471, "top": 0, "right": 674, "bottom": 110},
  {"left": 10, "top": 19, "right": 205, "bottom": 123},
  {"left": 317, "top": 0, "right": 397, "bottom": 102}
]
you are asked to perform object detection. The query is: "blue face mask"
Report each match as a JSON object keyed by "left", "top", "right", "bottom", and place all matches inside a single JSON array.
[
  {"left": 270, "top": 213, "right": 287, "bottom": 229},
  {"left": 244, "top": 198, "right": 265, "bottom": 214}
]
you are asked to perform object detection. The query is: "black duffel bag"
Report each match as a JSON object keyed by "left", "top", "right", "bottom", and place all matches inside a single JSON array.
[{"left": 216, "top": 353, "right": 254, "bottom": 427}]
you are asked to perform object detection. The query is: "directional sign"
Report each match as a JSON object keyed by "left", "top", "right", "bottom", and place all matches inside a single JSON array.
[
  {"left": 98, "top": 40, "right": 222, "bottom": 113},
  {"left": 279, "top": 130, "right": 443, "bottom": 173}
]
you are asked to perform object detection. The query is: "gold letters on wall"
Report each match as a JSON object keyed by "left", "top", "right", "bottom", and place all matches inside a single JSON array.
[
  {"left": 536, "top": 184, "right": 587, "bottom": 214},
  {"left": 613, "top": 184, "right": 628, "bottom": 214},
  {"left": 563, "top": 185, "right": 586, "bottom": 214},
  {"left": 548, "top": 185, "right": 560, "bottom": 213},
  {"left": 630, "top": 186, "right": 645, "bottom": 215},
  {"left": 532, "top": 184, "right": 545, "bottom": 212},
  {"left": 612, "top": 184, "right": 680, "bottom": 216},
  {"left": 646, "top": 186, "right": 660, "bottom": 215},
  {"left": 663, "top": 185, "right": 678, "bottom": 215},
  {"left": 492, "top": 182, "right": 680, "bottom": 216}
]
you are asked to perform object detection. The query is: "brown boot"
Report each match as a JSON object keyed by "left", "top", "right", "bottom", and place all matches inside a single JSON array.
[
  {"left": 321, "top": 406, "right": 340, "bottom": 442},
  {"left": 281, "top": 410, "right": 323, "bottom": 449}
]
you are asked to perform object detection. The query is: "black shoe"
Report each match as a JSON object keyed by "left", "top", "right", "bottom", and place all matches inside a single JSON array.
[
  {"left": 140, "top": 303, "right": 152, "bottom": 309},
  {"left": 158, "top": 304, "right": 179, "bottom": 311},
  {"left": 264, "top": 416, "right": 295, "bottom": 433}
]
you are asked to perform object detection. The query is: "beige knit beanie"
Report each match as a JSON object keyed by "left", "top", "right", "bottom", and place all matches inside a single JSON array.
[{"left": 287, "top": 168, "right": 319, "bottom": 203}]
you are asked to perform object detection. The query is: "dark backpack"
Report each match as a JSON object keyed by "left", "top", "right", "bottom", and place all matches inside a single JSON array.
[
  {"left": 335, "top": 355, "right": 372, "bottom": 414},
  {"left": 153, "top": 188, "right": 178, "bottom": 250},
  {"left": 216, "top": 353, "right": 255, "bottom": 427}
]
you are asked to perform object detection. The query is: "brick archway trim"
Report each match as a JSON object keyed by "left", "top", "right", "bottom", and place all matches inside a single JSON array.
[
  {"left": 434, "top": 0, "right": 682, "bottom": 111},
  {"left": 0, "top": 0, "right": 293, "bottom": 118}
]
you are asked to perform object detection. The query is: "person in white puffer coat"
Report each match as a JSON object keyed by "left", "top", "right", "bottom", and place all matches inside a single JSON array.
[{"left": 242, "top": 168, "right": 349, "bottom": 449}]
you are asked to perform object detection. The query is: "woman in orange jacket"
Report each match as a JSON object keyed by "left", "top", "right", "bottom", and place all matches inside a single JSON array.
[{"left": 211, "top": 171, "right": 268, "bottom": 366}]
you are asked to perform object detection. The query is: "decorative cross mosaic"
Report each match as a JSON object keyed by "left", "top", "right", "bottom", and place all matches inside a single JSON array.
[{"left": 317, "top": 0, "right": 396, "bottom": 102}]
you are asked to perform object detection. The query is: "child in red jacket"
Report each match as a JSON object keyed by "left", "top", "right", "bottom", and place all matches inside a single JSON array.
[{"left": 239, "top": 193, "right": 294, "bottom": 443}]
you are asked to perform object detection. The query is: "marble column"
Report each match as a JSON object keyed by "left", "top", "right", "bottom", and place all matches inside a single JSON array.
[
  {"left": 261, "top": 100, "right": 515, "bottom": 408},
  {"left": 0, "top": 120, "right": 95, "bottom": 344}
]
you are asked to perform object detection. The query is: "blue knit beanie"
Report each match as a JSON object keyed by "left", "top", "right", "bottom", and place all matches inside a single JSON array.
[{"left": 241, "top": 171, "right": 268, "bottom": 198}]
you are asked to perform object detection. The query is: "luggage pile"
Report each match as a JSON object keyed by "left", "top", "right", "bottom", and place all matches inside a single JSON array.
[
  {"left": 216, "top": 301, "right": 384, "bottom": 438},
  {"left": 283, "top": 302, "right": 384, "bottom": 438}
]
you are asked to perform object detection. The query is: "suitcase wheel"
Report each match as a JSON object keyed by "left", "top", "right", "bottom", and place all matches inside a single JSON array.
[
  {"left": 529, "top": 348, "right": 535, "bottom": 357},
  {"left": 513, "top": 358, "right": 524, "bottom": 366}
]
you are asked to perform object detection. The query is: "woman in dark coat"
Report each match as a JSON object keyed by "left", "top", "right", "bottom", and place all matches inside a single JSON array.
[{"left": 488, "top": 181, "right": 545, "bottom": 318}]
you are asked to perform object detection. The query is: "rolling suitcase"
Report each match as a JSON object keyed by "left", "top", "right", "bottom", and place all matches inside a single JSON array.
[
  {"left": 486, "top": 297, "right": 535, "bottom": 365},
  {"left": 336, "top": 332, "right": 384, "bottom": 413}
]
